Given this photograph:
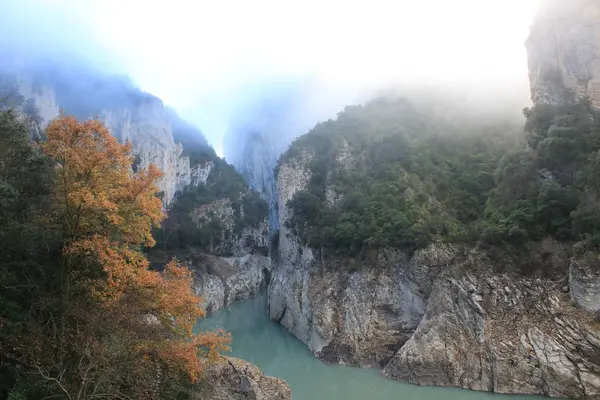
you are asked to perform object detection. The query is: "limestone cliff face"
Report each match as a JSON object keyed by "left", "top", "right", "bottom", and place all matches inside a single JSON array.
[
  {"left": 225, "top": 131, "right": 280, "bottom": 233},
  {"left": 270, "top": 152, "right": 600, "bottom": 396},
  {"left": 189, "top": 196, "right": 269, "bottom": 257},
  {"left": 269, "top": 151, "right": 455, "bottom": 366},
  {"left": 1, "top": 66, "right": 208, "bottom": 206},
  {"left": 151, "top": 192, "right": 270, "bottom": 313},
  {"left": 383, "top": 242, "right": 600, "bottom": 398},
  {"left": 527, "top": 0, "right": 600, "bottom": 106},
  {"left": 100, "top": 99, "right": 192, "bottom": 205}
]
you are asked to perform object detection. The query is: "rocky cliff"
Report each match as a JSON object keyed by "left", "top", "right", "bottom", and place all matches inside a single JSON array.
[
  {"left": 223, "top": 78, "right": 353, "bottom": 233},
  {"left": 190, "top": 196, "right": 270, "bottom": 313},
  {"left": 383, "top": 242, "right": 600, "bottom": 398},
  {"left": 0, "top": 60, "right": 211, "bottom": 206},
  {"left": 101, "top": 98, "right": 195, "bottom": 205},
  {"left": 151, "top": 155, "right": 271, "bottom": 313},
  {"left": 269, "top": 149, "right": 455, "bottom": 366},
  {"left": 151, "top": 199, "right": 271, "bottom": 314},
  {"left": 527, "top": 0, "right": 600, "bottom": 106},
  {"left": 269, "top": 138, "right": 600, "bottom": 397}
]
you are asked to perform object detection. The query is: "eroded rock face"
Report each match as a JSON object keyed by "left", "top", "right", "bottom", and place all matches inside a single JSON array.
[
  {"left": 527, "top": 0, "right": 600, "bottom": 106},
  {"left": 195, "top": 254, "right": 271, "bottom": 314},
  {"left": 101, "top": 98, "right": 198, "bottom": 206},
  {"left": 269, "top": 151, "right": 457, "bottom": 365},
  {"left": 189, "top": 197, "right": 270, "bottom": 258},
  {"left": 269, "top": 244, "right": 459, "bottom": 366},
  {"left": 570, "top": 246, "right": 600, "bottom": 313},
  {"left": 383, "top": 258, "right": 600, "bottom": 398},
  {"left": 202, "top": 357, "right": 291, "bottom": 400},
  {"left": 151, "top": 230, "right": 270, "bottom": 315},
  {"left": 272, "top": 152, "right": 600, "bottom": 396}
]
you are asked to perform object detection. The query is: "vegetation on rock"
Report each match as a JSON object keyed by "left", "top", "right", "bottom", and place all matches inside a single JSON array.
[
  {"left": 281, "top": 95, "right": 600, "bottom": 257},
  {"left": 156, "top": 155, "right": 268, "bottom": 253}
]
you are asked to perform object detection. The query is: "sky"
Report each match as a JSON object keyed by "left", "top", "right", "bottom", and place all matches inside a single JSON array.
[{"left": 2, "top": 0, "right": 540, "bottom": 154}]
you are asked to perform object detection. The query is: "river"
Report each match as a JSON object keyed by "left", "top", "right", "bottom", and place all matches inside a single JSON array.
[{"left": 198, "top": 293, "right": 548, "bottom": 400}]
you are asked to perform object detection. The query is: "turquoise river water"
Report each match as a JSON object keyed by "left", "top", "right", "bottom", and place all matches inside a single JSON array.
[{"left": 199, "top": 293, "right": 548, "bottom": 400}]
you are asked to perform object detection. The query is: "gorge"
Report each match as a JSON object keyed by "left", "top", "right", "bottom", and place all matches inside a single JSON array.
[
  {"left": 208, "top": 0, "right": 600, "bottom": 398},
  {"left": 2, "top": 0, "right": 600, "bottom": 398}
]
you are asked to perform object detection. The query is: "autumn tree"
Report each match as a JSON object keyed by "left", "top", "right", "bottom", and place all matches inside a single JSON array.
[{"left": 2, "top": 114, "right": 229, "bottom": 400}]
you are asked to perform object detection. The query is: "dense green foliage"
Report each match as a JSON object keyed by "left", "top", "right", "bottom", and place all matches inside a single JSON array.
[
  {"left": 484, "top": 100, "right": 600, "bottom": 244},
  {"left": 282, "top": 95, "right": 600, "bottom": 256},
  {"left": 280, "top": 98, "right": 524, "bottom": 255},
  {"left": 155, "top": 156, "right": 268, "bottom": 253},
  {"left": 0, "top": 110, "right": 61, "bottom": 398}
]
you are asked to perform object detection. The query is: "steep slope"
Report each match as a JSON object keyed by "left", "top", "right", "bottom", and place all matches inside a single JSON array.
[
  {"left": 0, "top": 55, "right": 271, "bottom": 313},
  {"left": 527, "top": 0, "right": 600, "bottom": 106},
  {"left": 202, "top": 357, "right": 291, "bottom": 399},
  {"left": 268, "top": 96, "right": 600, "bottom": 397},
  {"left": 223, "top": 79, "right": 353, "bottom": 232},
  {"left": 0, "top": 56, "right": 211, "bottom": 205},
  {"left": 151, "top": 155, "right": 270, "bottom": 313}
]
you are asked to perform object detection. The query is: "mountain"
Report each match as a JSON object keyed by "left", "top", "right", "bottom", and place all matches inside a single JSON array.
[
  {"left": 223, "top": 78, "right": 358, "bottom": 234},
  {"left": 246, "top": 2, "right": 600, "bottom": 396},
  {"left": 0, "top": 54, "right": 213, "bottom": 206},
  {"left": 0, "top": 53, "right": 272, "bottom": 313},
  {"left": 527, "top": 0, "right": 600, "bottom": 107}
]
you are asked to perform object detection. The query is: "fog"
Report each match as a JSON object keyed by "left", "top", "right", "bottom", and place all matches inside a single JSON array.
[{"left": 1, "top": 0, "right": 540, "bottom": 155}]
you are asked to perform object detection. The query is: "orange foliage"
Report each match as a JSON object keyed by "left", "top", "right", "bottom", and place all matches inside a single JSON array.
[
  {"left": 41, "top": 114, "right": 230, "bottom": 391},
  {"left": 44, "top": 114, "right": 164, "bottom": 246}
]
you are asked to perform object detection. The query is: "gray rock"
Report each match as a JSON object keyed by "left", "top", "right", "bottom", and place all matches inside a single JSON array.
[
  {"left": 189, "top": 197, "right": 270, "bottom": 258},
  {"left": 527, "top": 0, "right": 600, "bottom": 107},
  {"left": 570, "top": 249, "right": 600, "bottom": 312},
  {"left": 201, "top": 357, "right": 291, "bottom": 400},
  {"left": 101, "top": 99, "right": 196, "bottom": 206},
  {"left": 269, "top": 151, "right": 455, "bottom": 366},
  {"left": 383, "top": 267, "right": 600, "bottom": 398},
  {"left": 195, "top": 254, "right": 272, "bottom": 313}
]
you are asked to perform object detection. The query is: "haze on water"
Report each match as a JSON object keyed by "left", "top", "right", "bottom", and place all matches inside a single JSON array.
[{"left": 198, "top": 294, "right": 549, "bottom": 400}]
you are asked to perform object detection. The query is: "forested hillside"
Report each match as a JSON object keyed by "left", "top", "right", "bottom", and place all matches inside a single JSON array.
[{"left": 281, "top": 94, "right": 600, "bottom": 258}]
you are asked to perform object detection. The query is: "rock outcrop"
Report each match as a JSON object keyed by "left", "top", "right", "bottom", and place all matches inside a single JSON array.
[
  {"left": 270, "top": 150, "right": 600, "bottom": 397},
  {"left": 189, "top": 197, "right": 270, "bottom": 257},
  {"left": 201, "top": 357, "right": 291, "bottom": 400},
  {"left": 192, "top": 199, "right": 270, "bottom": 312},
  {"left": 101, "top": 99, "right": 195, "bottom": 205},
  {"left": 150, "top": 248, "right": 270, "bottom": 315},
  {"left": 383, "top": 246, "right": 600, "bottom": 398},
  {"left": 527, "top": 0, "right": 600, "bottom": 106},
  {"left": 269, "top": 150, "right": 456, "bottom": 366}
]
